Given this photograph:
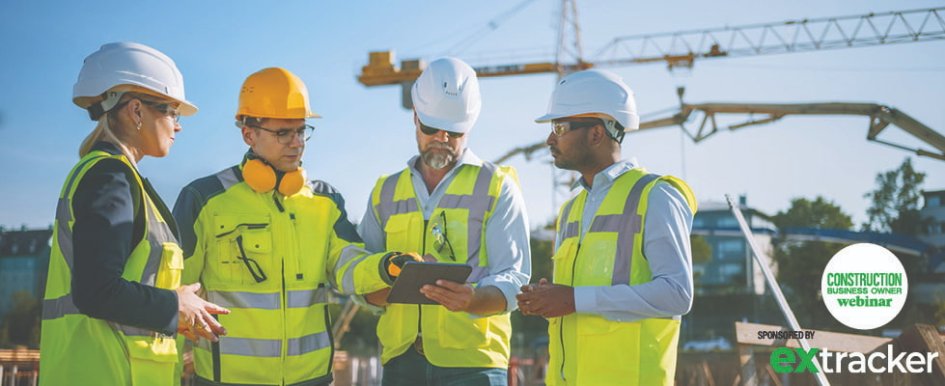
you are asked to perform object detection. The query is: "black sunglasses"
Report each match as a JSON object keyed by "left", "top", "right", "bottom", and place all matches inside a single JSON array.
[{"left": 420, "top": 123, "right": 464, "bottom": 139}]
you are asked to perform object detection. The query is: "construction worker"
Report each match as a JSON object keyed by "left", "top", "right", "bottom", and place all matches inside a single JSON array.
[
  {"left": 40, "top": 42, "right": 230, "bottom": 386},
  {"left": 359, "top": 57, "right": 531, "bottom": 386},
  {"left": 516, "top": 69, "right": 697, "bottom": 386},
  {"left": 172, "top": 67, "right": 413, "bottom": 386}
]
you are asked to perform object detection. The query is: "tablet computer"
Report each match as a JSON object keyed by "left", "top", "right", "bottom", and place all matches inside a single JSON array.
[{"left": 387, "top": 262, "right": 473, "bottom": 305}]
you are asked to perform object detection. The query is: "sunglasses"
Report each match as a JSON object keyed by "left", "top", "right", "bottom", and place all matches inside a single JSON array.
[
  {"left": 420, "top": 123, "right": 465, "bottom": 139},
  {"left": 430, "top": 211, "right": 456, "bottom": 261},
  {"left": 139, "top": 99, "right": 182, "bottom": 123},
  {"left": 550, "top": 119, "right": 601, "bottom": 136}
]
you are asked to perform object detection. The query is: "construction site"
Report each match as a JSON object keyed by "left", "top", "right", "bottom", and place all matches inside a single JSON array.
[{"left": 1, "top": 1, "right": 944, "bottom": 385}]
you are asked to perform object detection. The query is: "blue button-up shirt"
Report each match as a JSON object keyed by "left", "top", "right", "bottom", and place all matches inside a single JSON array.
[
  {"left": 359, "top": 149, "right": 532, "bottom": 314},
  {"left": 565, "top": 160, "right": 694, "bottom": 322}
]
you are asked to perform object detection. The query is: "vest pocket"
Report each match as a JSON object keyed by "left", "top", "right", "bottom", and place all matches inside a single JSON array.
[
  {"left": 127, "top": 336, "right": 178, "bottom": 386},
  {"left": 213, "top": 214, "right": 272, "bottom": 285},
  {"left": 437, "top": 309, "right": 490, "bottom": 349},
  {"left": 155, "top": 242, "right": 184, "bottom": 290},
  {"left": 575, "top": 315, "right": 639, "bottom": 385}
]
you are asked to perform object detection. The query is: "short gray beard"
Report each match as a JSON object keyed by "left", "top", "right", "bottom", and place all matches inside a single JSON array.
[{"left": 422, "top": 149, "right": 454, "bottom": 170}]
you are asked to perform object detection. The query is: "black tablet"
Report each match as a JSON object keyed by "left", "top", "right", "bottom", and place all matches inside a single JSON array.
[{"left": 387, "top": 262, "right": 473, "bottom": 305}]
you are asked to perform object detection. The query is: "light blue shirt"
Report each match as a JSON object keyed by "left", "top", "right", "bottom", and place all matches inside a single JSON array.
[
  {"left": 359, "top": 149, "right": 532, "bottom": 314},
  {"left": 563, "top": 160, "right": 694, "bottom": 322}
]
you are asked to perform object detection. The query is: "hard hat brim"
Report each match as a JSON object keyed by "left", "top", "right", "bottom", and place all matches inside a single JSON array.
[{"left": 416, "top": 110, "right": 473, "bottom": 134}]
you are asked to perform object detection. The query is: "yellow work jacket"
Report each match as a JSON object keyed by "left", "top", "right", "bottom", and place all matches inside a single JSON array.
[
  {"left": 174, "top": 163, "right": 390, "bottom": 385},
  {"left": 547, "top": 167, "right": 696, "bottom": 386},
  {"left": 40, "top": 150, "right": 184, "bottom": 386},
  {"left": 370, "top": 162, "right": 515, "bottom": 368}
]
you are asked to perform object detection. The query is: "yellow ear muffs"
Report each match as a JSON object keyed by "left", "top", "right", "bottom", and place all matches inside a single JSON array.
[
  {"left": 243, "top": 158, "right": 306, "bottom": 196},
  {"left": 278, "top": 168, "right": 306, "bottom": 196},
  {"left": 243, "top": 159, "right": 276, "bottom": 193}
]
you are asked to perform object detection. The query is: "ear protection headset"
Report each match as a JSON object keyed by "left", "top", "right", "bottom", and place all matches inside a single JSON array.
[{"left": 242, "top": 152, "right": 306, "bottom": 196}]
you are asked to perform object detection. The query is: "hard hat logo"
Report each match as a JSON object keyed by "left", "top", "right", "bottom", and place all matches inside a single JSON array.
[
  {"left": 236, "top": 67, "right": 321, "bottom": 121},
  {"left": 412, "top": 57, "right": 481, "bottom": 134}
]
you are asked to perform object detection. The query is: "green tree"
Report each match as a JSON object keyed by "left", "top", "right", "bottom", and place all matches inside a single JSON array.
[
  {"left": 0, "top": 291, "right": 41, "bottom": 348},
  {"left": 771, "top": 197, "right": 852, "bottom": 330},
  {"left": 862, "top": 158, "right": 927, "bottom": 236}
]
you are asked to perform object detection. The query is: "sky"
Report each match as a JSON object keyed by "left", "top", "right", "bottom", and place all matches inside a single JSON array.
[{"left": 0, "top": 0, "right": 943, "bottom": 231}]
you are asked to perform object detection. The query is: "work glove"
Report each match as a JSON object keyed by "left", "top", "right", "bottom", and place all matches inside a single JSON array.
[{"left": 381, "top": 252, "right": 423, "bottom": 284}]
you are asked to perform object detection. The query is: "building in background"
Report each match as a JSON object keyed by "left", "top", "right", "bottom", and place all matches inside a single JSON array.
[{"left": 0, "top": 227, "right": 51, "bottom": 319}]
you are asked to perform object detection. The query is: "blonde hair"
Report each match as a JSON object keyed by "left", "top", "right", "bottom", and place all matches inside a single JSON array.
[{"left": 77, "top": 92, "right": 149, "bottom": 162}]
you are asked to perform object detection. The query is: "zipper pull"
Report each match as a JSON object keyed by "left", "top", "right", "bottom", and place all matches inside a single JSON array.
[{"left": 272, "top": 192, "right": 285, "bottom": 212}]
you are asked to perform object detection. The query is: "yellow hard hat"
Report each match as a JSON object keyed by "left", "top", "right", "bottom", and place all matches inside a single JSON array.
[{"left": 236, "top": 67, "right": 321, "bottom": 120}]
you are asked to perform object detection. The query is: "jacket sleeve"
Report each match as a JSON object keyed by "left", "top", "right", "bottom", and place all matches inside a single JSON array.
[
  {"left": 172, "top": 183, "right": 208, "bottom": 285},
  {"left": 311, "top": 181, "right": 391, "bottom": 295},
  {"left": 71, "top": 159, "right": 178, "bottom": 335}
]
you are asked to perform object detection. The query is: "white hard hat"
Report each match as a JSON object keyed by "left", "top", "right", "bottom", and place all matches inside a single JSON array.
[
  {"left": 73, "top": 42, "right": 198, "bottom": 120},
  {"left": 411, "top": 57, "right": 481, "bottom": 134},
  {"left": 535, "top": 69, "right": 639, "bottom": 131}
]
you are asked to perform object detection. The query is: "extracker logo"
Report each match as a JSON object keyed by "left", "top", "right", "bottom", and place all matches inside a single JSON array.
[{"left": 771, "top": 346, "right": 940, "bottom": 374}]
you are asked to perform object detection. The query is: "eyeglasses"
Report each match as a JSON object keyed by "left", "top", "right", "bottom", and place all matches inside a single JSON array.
[
  {"left": 550, "top": 119, "right": 601, "bottom": 136},
  {"left": 430, "top": 211, "right": 456, "bottom": 261},
  {"left": 139, "top": 99, "right": 181, "bottom": 123},
  {"left": 250, "top": 124, "right": 315, "bottom": 144},
  {"left": 420, "top": 123, "right": 464, "bottom": 139},
  {"left": 235, "top": 235, "right": 268, "bottom": 283}
]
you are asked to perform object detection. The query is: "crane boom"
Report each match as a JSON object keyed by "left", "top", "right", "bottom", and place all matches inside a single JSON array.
[{"left": 495, "top": 101, "right": 945, "bottom": 163}]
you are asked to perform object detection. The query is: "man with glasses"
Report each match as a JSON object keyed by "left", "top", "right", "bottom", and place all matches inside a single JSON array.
[
  {"left": 172, "top": 67, "right": 409, "bottom": 386},
  {"left": 516, "top": 69, "right": 697, "bottom": 386},
  {"left": 358, "top": 57, "right": 531, "bottom": 386}
]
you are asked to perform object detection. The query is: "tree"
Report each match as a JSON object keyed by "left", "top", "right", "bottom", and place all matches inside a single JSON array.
[
  {"left": 771, "top": 197, "right": 853, "bottom": 330},
  {"left": 0, "top": 291, "right": 41, "bottom": 348},
  {"left": 771, "top": 197, "right": 852, "bottom": 230},
  {"left": 862, "top": 158, "right": 927, "bottom": 236}
]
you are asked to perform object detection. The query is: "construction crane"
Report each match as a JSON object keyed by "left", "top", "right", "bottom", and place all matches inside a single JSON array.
[{"left": 358, "top": 6, "right": 945, "bottom": 107}]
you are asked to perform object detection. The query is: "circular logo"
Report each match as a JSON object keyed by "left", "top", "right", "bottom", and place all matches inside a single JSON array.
[{"left": 821, "top": 243, "right": 908, "bottom": 330}]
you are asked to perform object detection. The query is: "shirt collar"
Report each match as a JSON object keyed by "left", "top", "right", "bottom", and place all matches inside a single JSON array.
[{"left": 573, "top": 159, "right": 637, "bottom": 191}]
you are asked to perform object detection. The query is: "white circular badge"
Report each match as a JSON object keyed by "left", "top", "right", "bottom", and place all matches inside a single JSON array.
[{"left": 821, "top": 243, "right": 908, "bottom": 330}]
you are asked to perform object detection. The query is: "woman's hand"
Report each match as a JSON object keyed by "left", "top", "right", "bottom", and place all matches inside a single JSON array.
[{"left": 175, "top": 282, "right": 230, "bottom": 342}]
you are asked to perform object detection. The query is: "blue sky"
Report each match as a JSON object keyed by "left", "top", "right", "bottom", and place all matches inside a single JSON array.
[{"left": 1, "top": 0, "right": 943, "bottom": 230}]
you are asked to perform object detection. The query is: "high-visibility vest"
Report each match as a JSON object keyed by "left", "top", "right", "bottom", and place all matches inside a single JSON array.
[
  {"left": 547, "top": 167, "right": 697, "bottom": 386},
  {"left": 40, "top": 150, "right": 184, "bottom": 386},
  {"left": 178, "top": 164, "right": 389, "bottom": 385},
  {"left": 370, "top": 162, "right": 516, "bottom": 368}
]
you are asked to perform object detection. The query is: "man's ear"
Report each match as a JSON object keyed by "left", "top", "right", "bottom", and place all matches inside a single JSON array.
[
  {"left": 241, "top": 125, "right": 255, "bottom": 146},
  {"left": 588, "top": 124, "right": 606, "bottom": 146}
]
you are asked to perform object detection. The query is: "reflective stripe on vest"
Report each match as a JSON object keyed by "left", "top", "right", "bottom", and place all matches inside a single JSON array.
[
  {"left": 371, "top": 162, "right": 513, "bottom": 369},
  {"left": 375, "top": 163, "right": 496, "bottom": 280},
  {"left": 209, "top": 288, "right": 330, "bottom": 310},
  {"left": 548, "top": 169, "right": 694, "bottom": 386},
  {"left": 557, "top": 173, "right": 658, "bottom": 285},
  {"left": 39, "top": 151, "right": 183, "bottom": 386}
]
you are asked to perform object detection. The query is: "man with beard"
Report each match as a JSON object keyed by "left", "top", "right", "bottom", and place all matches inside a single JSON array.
[
  {"left": 516, "top": 69, "right": 697, "bottom": 386},
  {"left": 358, "top": 57, "right": 531, "bottom": 386}
]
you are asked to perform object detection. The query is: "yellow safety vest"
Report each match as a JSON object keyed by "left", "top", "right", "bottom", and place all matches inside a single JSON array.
[
  {"left": 40, "top": 150, "right": 184, "bottom": 386},
  {"left": 370, "top": 162, "right": 515, "bottom": 368},
  {"left": 547, "top": 167, "right": 696, "bottom": 386},
  {"left": 178, "top": 164, "right": 389, "bottom": 385}
]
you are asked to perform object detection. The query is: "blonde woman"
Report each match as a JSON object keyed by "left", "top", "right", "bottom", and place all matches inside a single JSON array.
[{"left": 39, "top": 42, "right": 229, "bottom": 386}]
